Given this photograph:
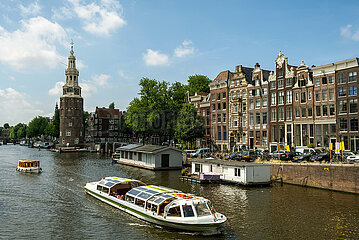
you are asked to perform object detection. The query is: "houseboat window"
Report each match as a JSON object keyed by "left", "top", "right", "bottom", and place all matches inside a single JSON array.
[
  {"left": 135, "top": 198, "right": 145, "bottom": 207},
  {"left": 194, "top": 164, "right": 202, "bottom": 173},
  {"left": 235, "top": 168, "right": 241, "bottom": 177},
  {"left": 194, "top": 202, "right": 211, "bottom": 217},
  {"left": 182, "top": 205, "right": 195, "bottom": 217},
  {"left": 167, "top": 206, "right": 181, "bottom": 217}
]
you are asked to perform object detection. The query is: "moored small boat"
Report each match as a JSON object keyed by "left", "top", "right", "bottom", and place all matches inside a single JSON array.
[
  {"left": 16, "top": 160, "right": 42, "bottom": 173},
  {"left": 85, "top": 177, "right": 226, "bottom": 235}
]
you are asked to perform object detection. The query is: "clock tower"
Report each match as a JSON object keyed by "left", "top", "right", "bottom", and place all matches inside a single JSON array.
[{"left": 59, "top": 43, "right": 84, "bottom": 147}]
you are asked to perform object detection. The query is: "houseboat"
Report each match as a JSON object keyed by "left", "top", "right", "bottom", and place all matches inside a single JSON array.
[
  {"left": 16, "top": 160, "right": 42, "bottom": 173},
  {"left": 84, "top": 177, "right": 226, "bottom": 235}
]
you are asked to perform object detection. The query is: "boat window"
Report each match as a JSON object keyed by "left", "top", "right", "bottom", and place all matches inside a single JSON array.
[
  {"left": 167, "top": 206, "right": 181, "bottom": 217},
  {"left": 145, "top": 189, "right": 159, "bottom": 195},
  {"left": 127, "top": 189, "right": 141, "bottom": 196},
  {"left": 135, "top": 187, "right": 147, "bottom": 191},
  {"left": 137, "top": 192, "right": 152, "bottom": 200},
  {"left": 102, "top": 187, "right": 109, "bottom": 194},
  {"left": 125, "top": 195, "right": 135, "bottom": 203},
  {"left": 154, "top": 197, "right": 165, "bottom": 204},
  {"left": 194, "top": 202, "right": 211, "bottom": 217},
  {"left": 135, "top": 198, "right": 145, "bottom": 208},
  {"left": 182, "top": 205, "right": 195, "bottom": 217},
  {"left": 97, "top": 185, "right": 102, "bottom": 191}
]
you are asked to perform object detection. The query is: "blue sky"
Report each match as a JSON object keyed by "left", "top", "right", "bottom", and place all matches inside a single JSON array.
[{"left": 0, "top": 0, "right": 359, "bottom": 125}]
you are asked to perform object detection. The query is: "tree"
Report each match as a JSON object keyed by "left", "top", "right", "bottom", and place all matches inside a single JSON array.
[
  {"left": 26, "top": 117, "right": 48, "bottom": 138},
  {"left": 175, "top": 103, "right": 205, "bottom": 143},
  {"left": 44, "top": 123, "right": 56, "bottom": 137},
  {"left": 118, "top": 112, "right": 132, "bottom": 136},
  {"left": 109, "top": 102, "right": 115, "bottom": 109},
  {"left": 17, "top": 126, "right": 26, "bottom": 139},
  {"left": 187, "top": 75, "right": 211, "bottom": 95},
  {"left": 3, "top": 123, "right": 10, "bottom": 129},
  {"left": 53, "top": 109, "right": 60, "bottom": 138},
  {"left": 9, "top": 123, "right": 26, "bottom": 139},
  {"left": 83, "top": 111, "right": 89, "bottom": 133}
]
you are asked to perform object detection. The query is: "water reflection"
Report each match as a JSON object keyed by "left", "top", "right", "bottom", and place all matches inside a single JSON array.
[{"left": 0, "top": 145, "right": 358, "bottom": 240}]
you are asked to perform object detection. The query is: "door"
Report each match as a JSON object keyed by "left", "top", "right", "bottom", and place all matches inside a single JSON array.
[
  {"left": 161, "top": 154, "right": 169, "bottom": 167},
  {"left": 249, "top": 138, "right": 254, "bottom": 150}
]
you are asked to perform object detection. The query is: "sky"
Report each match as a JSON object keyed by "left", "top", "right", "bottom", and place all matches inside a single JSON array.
[{"left": 1, "top": 0, "right": 359, "bottom": 126}]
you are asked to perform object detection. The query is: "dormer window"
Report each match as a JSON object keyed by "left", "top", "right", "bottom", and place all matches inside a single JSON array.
[
  {"left": 278, "top": 68, "right": 283, "bottom": 78},
  {"left": 299, "top": 79, "right": 306, "bottom": 87}
]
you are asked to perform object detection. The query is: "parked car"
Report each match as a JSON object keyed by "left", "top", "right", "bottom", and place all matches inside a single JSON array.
[
  {"left": 295, "top": 148, "right": 317, "bottom": 155},
  {"left": 347, "top": 154, "right": 359, "bottom": 163},
  {"left": 271, "top": 150, "right": 286, "bottom": 159},
  {"left": 184, "top": 149, "right": 196, "bottom": 158},
  {"left": 228, "top": 151, "right": 243, "bottom": 161},
  {"left": 242, "top": 150, "right": 257, "bottom": 162},
  {"left": 342, "top": 151, "right": 355, "bottom": 161},
  {"left": 190, "top": 148, "right": 210, "bottom": 158},
  {"left": 311, "top": 152, "right": 330, "bottom": 162},
  {"left": 292, "top": 152, "right": 313, "bottom": 162},
  {"left": 279, "top": 152, "right": 296, "bottom": 161}
]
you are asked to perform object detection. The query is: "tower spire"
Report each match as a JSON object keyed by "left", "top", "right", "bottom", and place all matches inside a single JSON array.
[{"left": 70, "top": 39, "right": 74, "bottom": 56}]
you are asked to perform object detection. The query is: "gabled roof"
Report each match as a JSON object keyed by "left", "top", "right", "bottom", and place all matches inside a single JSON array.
[
  {"left": 96, "top": 107, "right": 122, "bottom": 119},
  {"left": 241, "top": 67, "right": 254, "bottom": 84},
  {"left": 214, "top": 70, "right": 231, "bottom": 81}
]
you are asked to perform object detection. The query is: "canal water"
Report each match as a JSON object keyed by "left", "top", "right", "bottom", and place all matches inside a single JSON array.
[{"left": 0, "top": 145, "right": 358, "bottom": 240}]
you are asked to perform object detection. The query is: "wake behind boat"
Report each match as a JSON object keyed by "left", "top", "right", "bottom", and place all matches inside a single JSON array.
[{"left": 84, "top": 177, "right": 226, "bottom": 235}]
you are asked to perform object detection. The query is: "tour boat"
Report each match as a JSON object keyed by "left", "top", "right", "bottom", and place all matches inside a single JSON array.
[
  {"left": 84, "top": 177, "right": 227, "bottom": 235},
  {"left": 16, "top": 160, "right": 42, "bottom": 173}
]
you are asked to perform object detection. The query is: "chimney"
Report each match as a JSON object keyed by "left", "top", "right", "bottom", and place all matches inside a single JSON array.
[
  {"left": 255, "top": 62, "right": 260, "bottom": 68},
  {"left": 235, "top": 65, "right": 242, "bottom": 73}
]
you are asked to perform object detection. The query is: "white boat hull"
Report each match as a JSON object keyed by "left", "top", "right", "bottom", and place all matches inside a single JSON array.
[
  {"left": 16, "top": 167, "right": 42, "bottom": 173},
  {"left": 85, "top": 187, "right": 225, "bottom": 235}
]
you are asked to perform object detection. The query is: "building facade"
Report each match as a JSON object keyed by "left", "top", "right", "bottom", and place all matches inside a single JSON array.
[{"left": 59, "top": 44, "right": 84, "bottom": 147}]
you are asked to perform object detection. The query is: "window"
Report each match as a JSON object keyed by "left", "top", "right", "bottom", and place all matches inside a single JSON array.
[
  {"left": 222, "top": 102, "right": 226, "bottom": 109},
  {"left": 231, "top": 92, "right": 234, "bottom": 100},
  {"left": 217, "top": 103, "right": 221, "bottom": 110},
  {"left": 349, "top": 85, "right": 357, "bottom": 96},
  {"left": 222, "top": 92, "right": 226, "bottom": 99},
  {"left": 234, "top": 168, "right": 241, "bottom": 177},
  {"left": 339, "top": 100, "right": 347, "bottom": 114},
  {"left": 278, "top": 68, "right": 283, "bottom": 77},
  {"left": 270, "top": 82, "right": 276, "bottom": 90},
  {"left": 217, "top": 114, "right": 221, "bottom": 122},
  {"left": 255, "top": 98, "right": 260, "bottom": 109},
  {"left": 286, "top": 107, "right": 292, "bottom": 120},
  {"left": 308, "top": 107, "right": 313, "bottom": 117},
  {"left": 182, "top": 205, "right": 195, "bottom": 217},
  {"left": 233, "top": 117, "right": 238, "bottom": 127},
  {"left": 243, "top": 116, "right": 246, "bottom": 127},
  {"left": 349, "top": 72, "right": 357, "bottom": 82},
  {"left": 338, "top": 87, "right": 347, "bottom": 97},
  {"left": 308, "top": 90, "right": 312, "bottom": 100},
  {"left": 249, "top": 99, "right": 254, "bottom": 109},
  {"left": 295, "top": 107, "right": 300, "bottom": 118},
  {"left": 217, "top": 126, "right": 221, "bottom": 140},
  {"left": 329, "top": 104, "right": 335, "bottom": 116},
  {"left": 271, "top": 109, "right": 276, "bottom": 122},
  {"left": 301, "top": 107, "right": 306, "bottom": 118},
  {"left": 217, "top": 93, "right": 220, "bottom": 100},
  {"left": 300, "top": 92, "right": 306, "bottom": 103},
  {"left": 212, "top": 94, "right": 216, "bottom": 100},
  {"left": 340, "top": 118, "right": 348, "bottom": 131},
  {"left": 222, "top": 113, "right": 226, "bottom": 122},
  {"left": 322, "top": 76, "right": 327, "bottom": 85},
  {"left": 350, "top": 118, "right": 358, "bottom": 131},
  {"left": 256, "top": 113, "right": 261, "bottom": 125},
  {"left": 194, "top": 203, "right": 211, "bottom": 217},
  {"left": 271, "top": 93, "right": 276, "bottom": 106},
  {"left": 278, "top": 79, "right": 284, "bottom": 88},
  {"left": 295, "top": 92, "right": 299, "bottom": 102},
  {"left": 315, "top": 90, "right": 321, "bottom": 101},
  {"left": 316, "top": 106, "right": 321, "bottom": 117},
  {"left": 243, "top": 103, "right": 246, "bottom": 112},
  {"left": 256, "top": 89, "right": 261, "bottom": 96},
  {"left": 278, "top": 92, "right": 284, "bottom": 105},
  {"left": 68, "top": 122, "right": 72, "bottom": 127},
  {"left": 286, "top": 78, "right": 292, "bottom": 87},
  {"left": 212, "top": 114, "right": 216, "bottom": 123},
  {"left": 223, "top": 126, "right": 227, "bottom": 140},
  {"left": 286, "top": 90, "right": 292, "bottom": 104},
  {"left": 315, "top": 78, "right": 320, "bottom": 86},
  {"left": 262, "top": 98, "right": 267, "bottom": 108},
  {"left": 249, "top": 113, "right": 254, "bottom": 125},
  {"left": 242, "top": 90, "right": 246, "bottom": 99},
  {"left": 249, "top": 90, "right": 253, "bottom": 97},
  {"left": 349, "top": 99, "right": 358, "bottom": 113},
  {"left": 262, "top": 112, "right": 267, "bottom": 125},
  {"left": 233, "top": 104, "right": 238, "bottom": 113},
  {"left": 338, "top": 73, "right": 346, "bottom": 84},
  {"left": 66, "top": 130, "right": 71, "bottom": 136},
  {"left": 328, "top": 75, "right": 334, "bottom": 84},
  {"left": 212, "top": 104, "right": 216, "bottom": 111},
  {"left": 322, "top": 90, "right": 328, "bottom": 101},
  {"left": 329, "top": 88, "right": 334, "bottom": 101},
  {"left": 262, "top": 88, "right": 267, "bottom": 95},
  {"left": 323, "top": 105, "right": 328, "bottom": 116},
  {"left": 278, "top": 107, "right": 284, "bottom": 121}
]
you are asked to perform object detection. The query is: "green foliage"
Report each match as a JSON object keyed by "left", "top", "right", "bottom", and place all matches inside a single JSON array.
[
  {"left": 109, "top": 102, "right": 115, "bottom": 109},
  {"left": 44, "top": 123, "right": 56, "bottom": 137},
  {"left": 3, "top": 123, "right": 10, "bottom": 129},
  {"left": 26, "top": 116, "right": 48, "bottom": 138},
  {"left": 9, "top": 123, "right": 26, "bottom": 139},
  {"left": 17, "top": 127, "right": 26, "bottom": 139},
  {"left": 187, "top": 75, "right": 211, "bottom": 95},
  {"left": 118, "top": 112, "right": 132, "bottom": 136},
  {"left": 175, "top": 103, "right": 205, "bottom": 143},
  {"left": 53, "top": 109, "right": 60, "bottom": 138},
  {"left": 307, "top": 143, "right": 314, "bottom": 148}
]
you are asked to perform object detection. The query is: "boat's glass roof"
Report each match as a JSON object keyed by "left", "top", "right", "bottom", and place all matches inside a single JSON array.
[{"left": 98, "top": 177, "right": 142, "bottom": 188}]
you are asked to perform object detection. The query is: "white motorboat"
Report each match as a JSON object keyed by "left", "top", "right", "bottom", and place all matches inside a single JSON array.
[
  {"left": 85, "top": 177, "right": 226, "bottom": 235},
  {"left": 16, "top": 160, "right": 42, "bottom": 173}
]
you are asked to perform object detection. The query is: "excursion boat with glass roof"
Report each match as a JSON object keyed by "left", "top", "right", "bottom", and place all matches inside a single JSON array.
[
  {"left": 16, "top": 160, "right": 42, "bottom": 173},
  {"left": 84, "top": 177, "right": 226, "bottom": 235}
]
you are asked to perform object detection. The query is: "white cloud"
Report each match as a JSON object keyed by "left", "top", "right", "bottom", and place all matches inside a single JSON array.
[
  {"left": 340, "top": 24, "right": 359, "bottom": 41},
  {"left": 93, "top": 74, "right": 110, "bottom": 87},
  {"left": 20, "top": 0, "right": 41, "bottom": 16},
  {"left": 174, "top": 40, "right": 195, "bottom": 58},
  {"left": 48, "top": 81, "right": 64, "bottom": 96},
  {"left": 0, "top": 88, "right": 43, "bottom": 125},
  {"left": 0, "top": 16, "right": 68, "bottom": 70},
  {"left": 143, "top": 49, "right": 169, "bottom": 66},
  {"left": 68, "top": 0, "right": 126, "bottom": 35}
]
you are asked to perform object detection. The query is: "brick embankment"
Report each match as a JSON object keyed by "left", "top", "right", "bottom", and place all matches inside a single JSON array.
[{"left": 270, "top": 163, "right": 359, "bottom": 194}]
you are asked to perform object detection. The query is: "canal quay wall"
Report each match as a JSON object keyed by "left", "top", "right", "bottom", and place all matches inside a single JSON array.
[{"left": 270, "top": 163, "right": 359, "bottom": 194}]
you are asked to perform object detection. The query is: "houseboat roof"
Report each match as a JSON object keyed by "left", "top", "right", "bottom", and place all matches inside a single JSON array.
[
  {"left": 190, "top": 158, "right": 270, "bottom": 167},
  {"left": 116, "top": 144, "right": 183, "bottom": 154}
]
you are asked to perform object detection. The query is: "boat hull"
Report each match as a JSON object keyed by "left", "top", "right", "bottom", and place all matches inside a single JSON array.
[
  {"left": 85, "top": 188, "right": 224, "bottom": 235},
  {"left": 16, "top": 167, "right": 42, "bottom": 173}
]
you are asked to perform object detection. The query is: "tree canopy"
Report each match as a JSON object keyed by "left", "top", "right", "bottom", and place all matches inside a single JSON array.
[
  {"left": 109, "top": 102, "right": 115, "bottom": 109},
  {"left": 26, "top": 116, "right": 48, "bottom": 138},
  {"left": 187, "top": 75, "right": 211, "bottom": 95}
]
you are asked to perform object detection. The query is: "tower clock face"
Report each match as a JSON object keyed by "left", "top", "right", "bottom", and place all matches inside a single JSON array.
[{"left": 67, "top": 87, "right": 73, "bottom": 92}]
